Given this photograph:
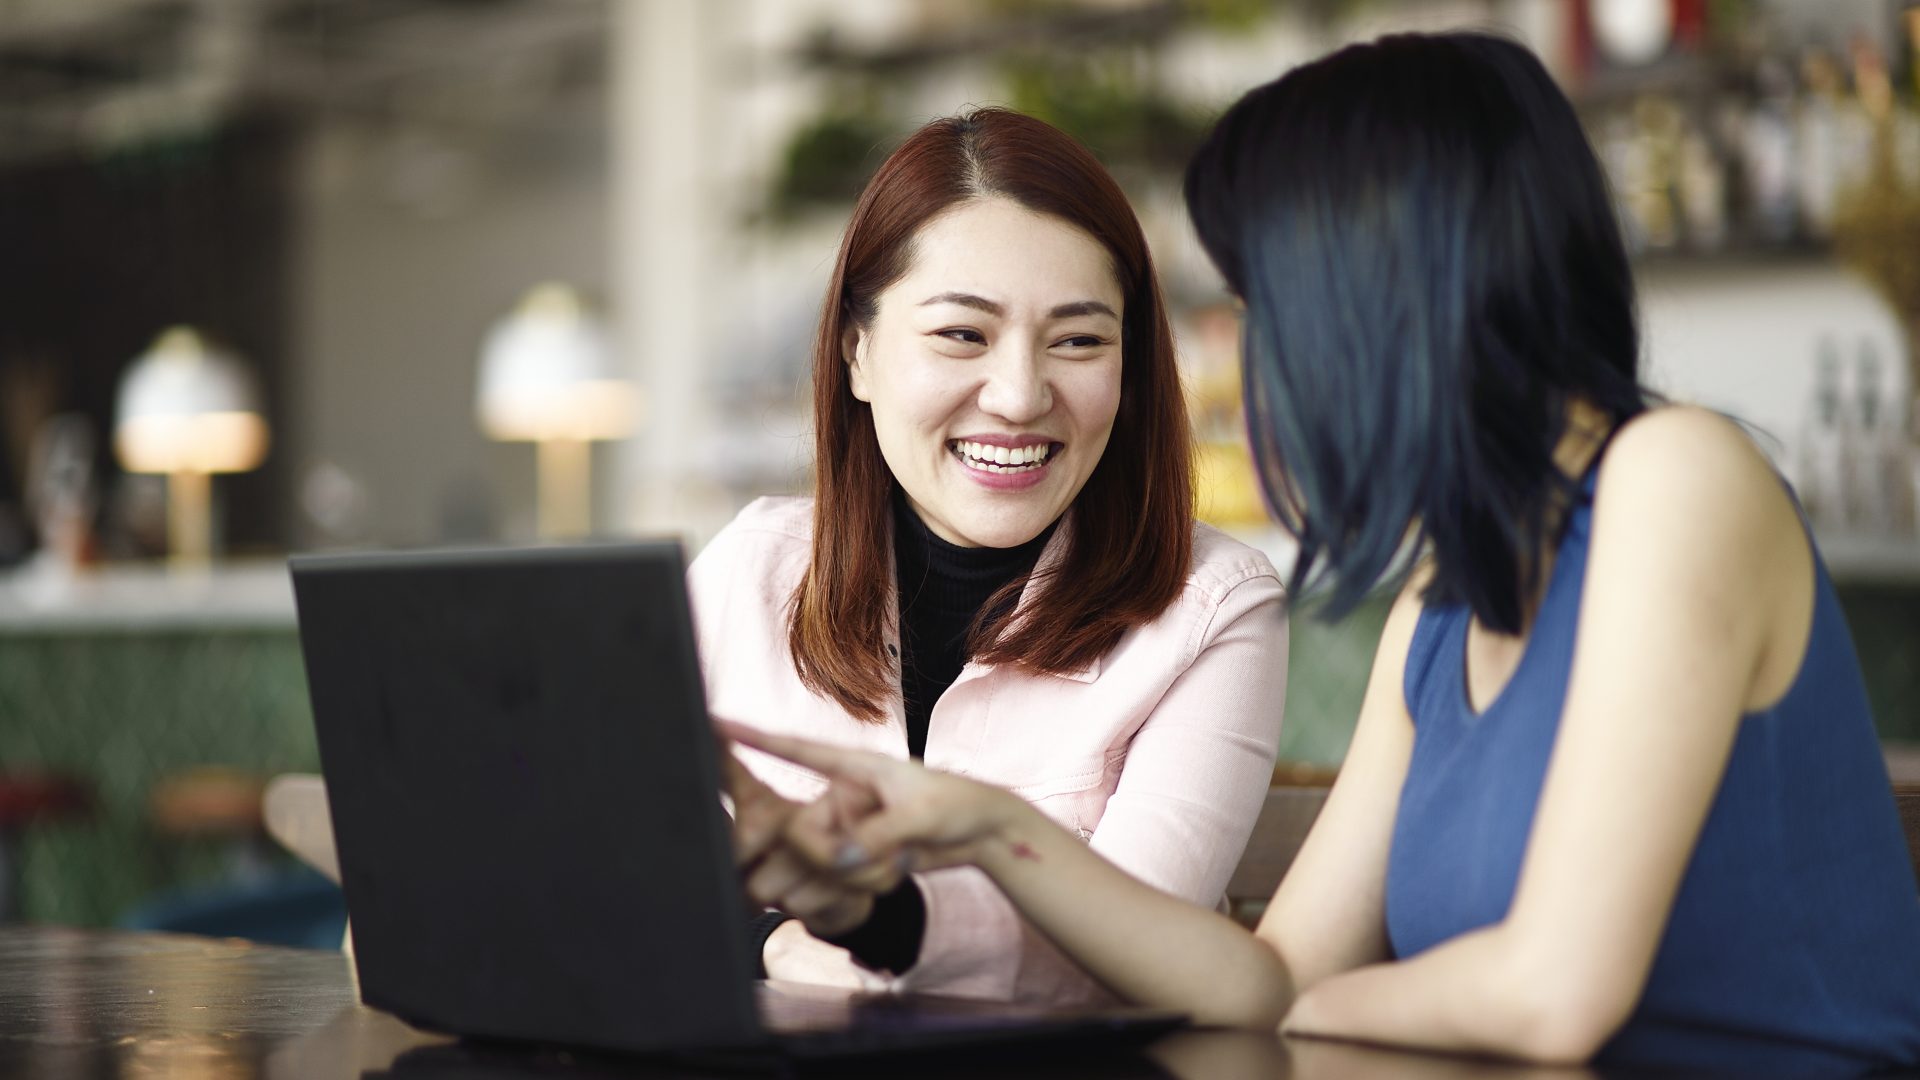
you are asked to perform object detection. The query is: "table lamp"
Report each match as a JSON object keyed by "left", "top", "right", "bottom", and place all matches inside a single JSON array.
[
  {"left": 114, "top": 327, "right": 269, "bottom": 569},
  {"left": 477, "top": 283, "right": 636, "bottom": 539}
]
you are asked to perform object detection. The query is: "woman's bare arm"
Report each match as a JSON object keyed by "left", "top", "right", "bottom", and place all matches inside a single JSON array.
[{"left": 1281, "top": 409, "right": 1808, "bottom": 1062}]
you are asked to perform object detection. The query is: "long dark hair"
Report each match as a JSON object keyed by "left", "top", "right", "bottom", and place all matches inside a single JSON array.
[
  {"left": 1185, "top": 32, "right": 1648, "bottom": 633},
  {"left": 794, "top": 107, "right": 1194, "bottom": 720}
]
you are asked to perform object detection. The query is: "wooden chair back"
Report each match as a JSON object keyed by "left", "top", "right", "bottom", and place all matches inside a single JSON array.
[
  {"left": 1895, "top": 783, "right": 1920, "bottom": 888},
  {"left": 262, "top": 774, "right": 340, "bottom": 885},
  {"left": 1226, "top": 782, "right": 1331, "bottom": 926}
]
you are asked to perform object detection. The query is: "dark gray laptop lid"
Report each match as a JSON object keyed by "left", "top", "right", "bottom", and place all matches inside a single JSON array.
[{"left": 290, "top": 543, "right": 761, "bottom": 1054}]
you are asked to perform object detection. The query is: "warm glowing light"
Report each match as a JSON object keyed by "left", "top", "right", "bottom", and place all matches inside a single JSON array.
[
  {"left": 115, "top": 412, "right": 269, "bottom": 475},
  {"left": 477, "top": 284, "right": 638, "bottom": 442},
  {"left": 114, "top": 328, "right": 270, "bottom": 475}
]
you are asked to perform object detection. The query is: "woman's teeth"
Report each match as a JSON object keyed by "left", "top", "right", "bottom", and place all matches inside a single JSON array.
[{"left": 952, "top": 440, "right": 1053, "bottom": 473}]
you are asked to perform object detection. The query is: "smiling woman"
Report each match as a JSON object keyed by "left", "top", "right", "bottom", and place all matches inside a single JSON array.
[
  {"left": 687, "top": 108, "right": 1289, "bottom": 1004},
  {"left": 847, "top": 198, "right": 1123, "bottom": 549}
]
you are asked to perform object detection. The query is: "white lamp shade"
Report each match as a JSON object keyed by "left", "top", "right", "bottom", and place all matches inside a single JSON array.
[
  {"left": 115, "top": 327, "right": 270, "bottom": 474},
  {"left": 1592, "top": 0, "right": 1673, "bottom": 66},
  {"left": 477, "top": 283, "right": 637, "bottom": 442}
]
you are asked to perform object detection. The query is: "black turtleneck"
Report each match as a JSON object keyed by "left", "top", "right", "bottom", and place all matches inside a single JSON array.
[
  {"left": 891, "top": 492, "right": 1056, "bottom": 758},
  {"left": 812, "top": 493, "right": 1056, "bottom": 974}
]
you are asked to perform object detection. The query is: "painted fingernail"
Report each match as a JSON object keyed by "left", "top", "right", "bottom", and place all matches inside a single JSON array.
[{"left": 832, "top": 842, "right": 867, "bottom": 870}]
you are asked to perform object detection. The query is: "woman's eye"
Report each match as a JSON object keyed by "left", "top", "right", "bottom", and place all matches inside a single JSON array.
[
  {"left": 937, "top": 328, "right": 987, "bottom": 345},
  {"left": 1056, "top": 334, "right": 1108, "bottom": 349}
]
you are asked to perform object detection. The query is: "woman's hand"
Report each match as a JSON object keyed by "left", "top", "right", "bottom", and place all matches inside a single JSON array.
[
  {"left": 720, "top": 736, "right": 883, "bottom": 937},
  {"left": 726, "top": 722, "right": 1294, "bottom": 1027},
  {"left": 721, "top": 721, "right": 1026, "bottom": 881}
]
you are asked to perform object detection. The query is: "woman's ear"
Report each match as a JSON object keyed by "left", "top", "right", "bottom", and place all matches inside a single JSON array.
[{"left": 844, "top": 325, "right": 873, "bottom": 403}]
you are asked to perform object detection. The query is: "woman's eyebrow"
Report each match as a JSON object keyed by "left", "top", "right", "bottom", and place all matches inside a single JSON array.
[
  {"left": 1049, "top": 300, "right": 1118, "bottom": 320},
  {"left": 919, "top": 292, "right": 1002, "bottom": 314},
  {"left": 916, "top": 293, "right": 1118, "bottom": 322}
]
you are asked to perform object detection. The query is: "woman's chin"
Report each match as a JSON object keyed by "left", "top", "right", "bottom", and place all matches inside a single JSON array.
[{"left": 942, "top": 508, "right": 1061, "bottom": 550}]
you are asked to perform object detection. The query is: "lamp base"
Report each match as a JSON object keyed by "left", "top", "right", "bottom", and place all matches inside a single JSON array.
[
  {"left": 167, "top": 470, "right": 212, "bottom": 572},
  {"left": 536, "top": 438, "right": 591, "bottom": 540}
]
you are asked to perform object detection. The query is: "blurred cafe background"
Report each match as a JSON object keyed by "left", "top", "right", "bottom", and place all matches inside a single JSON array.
[{"left": 0, "top": 0, "right": 1917, "bottom": 944}]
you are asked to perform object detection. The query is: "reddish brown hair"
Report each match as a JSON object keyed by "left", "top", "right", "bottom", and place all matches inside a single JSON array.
[{"left": 790, "top": 107, "right": 1195, "bottom": 721}]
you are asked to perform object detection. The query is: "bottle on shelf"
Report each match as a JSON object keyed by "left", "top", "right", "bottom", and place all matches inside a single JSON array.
[
  {"left": 1848, "top": 340, "right": 1894, "bottom": 534},
  {"left": 1798, "top": 337, "right": 1848, "bottom": 531},
  {"left": 1740, "top": 58, "right": 1801, "bottom": 244},
  {"left": 1795, "top": 47, "right": 1864, "bottom": 240},
  {"left": 1909, "top": 393, "right": 1920, "bottom": 539},
  {"left": 1676, "top": 125, "right": 1729, "bottom": 250}
]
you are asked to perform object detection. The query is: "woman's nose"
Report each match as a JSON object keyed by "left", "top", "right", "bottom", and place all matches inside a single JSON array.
[{"left": 976, "top": 345, "right": 1051, "bottom": 423}]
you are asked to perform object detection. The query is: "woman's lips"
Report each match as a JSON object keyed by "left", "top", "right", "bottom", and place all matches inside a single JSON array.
[{"left": 948, "top": 439, "right": 1060, "bottom": 491}]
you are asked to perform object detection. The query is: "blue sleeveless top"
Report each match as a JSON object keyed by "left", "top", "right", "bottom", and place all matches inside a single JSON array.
[{"left": 1388, "top": 467, "right": 1920, "bottom": 1073}]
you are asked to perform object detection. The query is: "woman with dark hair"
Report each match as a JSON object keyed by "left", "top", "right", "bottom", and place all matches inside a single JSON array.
[
  {"left": 727, "top": 33, "right": 1920, "bottom": 1070},
  {"left": 694, "top": 107, "right": 1288, "bottom": 1001}
]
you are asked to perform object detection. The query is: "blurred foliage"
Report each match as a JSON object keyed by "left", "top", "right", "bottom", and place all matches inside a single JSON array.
[
  {"left": 1832, "top": 115, "right": 1920, "bottom": 391},
  {"left": 1707, "top": 0, "right": 1758, "bottom": 41},
  {"left": 1183, "top": 0, "right": 1286, "bottom": 33},
  {"left": 90, "top": 126, "right": 224, "bottom": 188},
  {"left": 764, "top": 1, "right": 1258, "bottom": 222},
  {"left": 1001, "top": 51, "right": 1211, "bottom": 174},
  {"left": 1833, "top": 180, "right": 1920, "bottom": 356},
  {"left": 981, "top": 0, "right": 1281, "bottom": 30},
  {"left": 766, "top": 100, "right": 899, "bottom": 223}
]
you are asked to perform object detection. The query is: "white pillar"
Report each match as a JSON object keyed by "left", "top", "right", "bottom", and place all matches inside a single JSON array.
[{"left": 610, "top": 0, "right": 725, "bottom": 542}]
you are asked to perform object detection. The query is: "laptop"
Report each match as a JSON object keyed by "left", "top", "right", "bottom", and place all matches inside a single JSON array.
[{"left": 288, "top": 541, "right": 1186, "bottom": 1061}]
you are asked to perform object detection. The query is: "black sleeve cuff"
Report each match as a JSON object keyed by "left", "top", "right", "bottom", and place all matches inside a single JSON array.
[
  {"left": 822, "top": 878, "right": 926, "bottom": 975},
  {"left": 745, "top": 910, "right": 794, "bottom": 980}
]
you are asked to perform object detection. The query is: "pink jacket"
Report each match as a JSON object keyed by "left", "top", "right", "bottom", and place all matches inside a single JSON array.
[{"left": 688, "top": 496, "right": 1289, "bottom": 1003}]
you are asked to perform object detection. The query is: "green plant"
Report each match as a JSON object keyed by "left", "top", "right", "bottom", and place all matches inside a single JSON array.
[
  {"left": 1832, "top": 116, "right": 1920, "bottom": 397},
  {"left": 766, "top": 105, "right": 898, "bottom": 223},
  {"left": 1000, "top": 51, "right": 1209, "bottom": 173}
]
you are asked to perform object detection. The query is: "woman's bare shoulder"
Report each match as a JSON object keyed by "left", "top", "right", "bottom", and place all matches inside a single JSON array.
[
  {"left": 1598, "top": 406, "right": 1785, "bottom": 512},
  {"left": 1588, "top": 406, "right": 1807, "bottom": 652}
]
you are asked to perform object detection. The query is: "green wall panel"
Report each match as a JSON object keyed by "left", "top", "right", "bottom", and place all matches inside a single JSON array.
[
  {"left": 0, "top": 630, "right": 316, "bottom": 926},
  {"left": 1278, "top": 595, "right": 1391, "bottom": 767},
  {"left": 1836, "top": 585, "right": 1920, "bottom": 744}
]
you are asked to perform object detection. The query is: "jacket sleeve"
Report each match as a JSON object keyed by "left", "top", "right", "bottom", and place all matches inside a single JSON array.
[{"left": 890, "top": 569, "right": 1290, "bottom": 1003}]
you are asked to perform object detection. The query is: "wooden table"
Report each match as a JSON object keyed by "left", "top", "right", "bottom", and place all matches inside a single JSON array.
[{"left": 0, "top": 925, "right": 1858, "bottom": 1079}]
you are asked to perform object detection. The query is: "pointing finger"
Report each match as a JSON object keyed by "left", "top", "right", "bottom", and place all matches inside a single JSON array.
[{"left": 718, "top": 722, "right": 889, "bottom": 785}]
